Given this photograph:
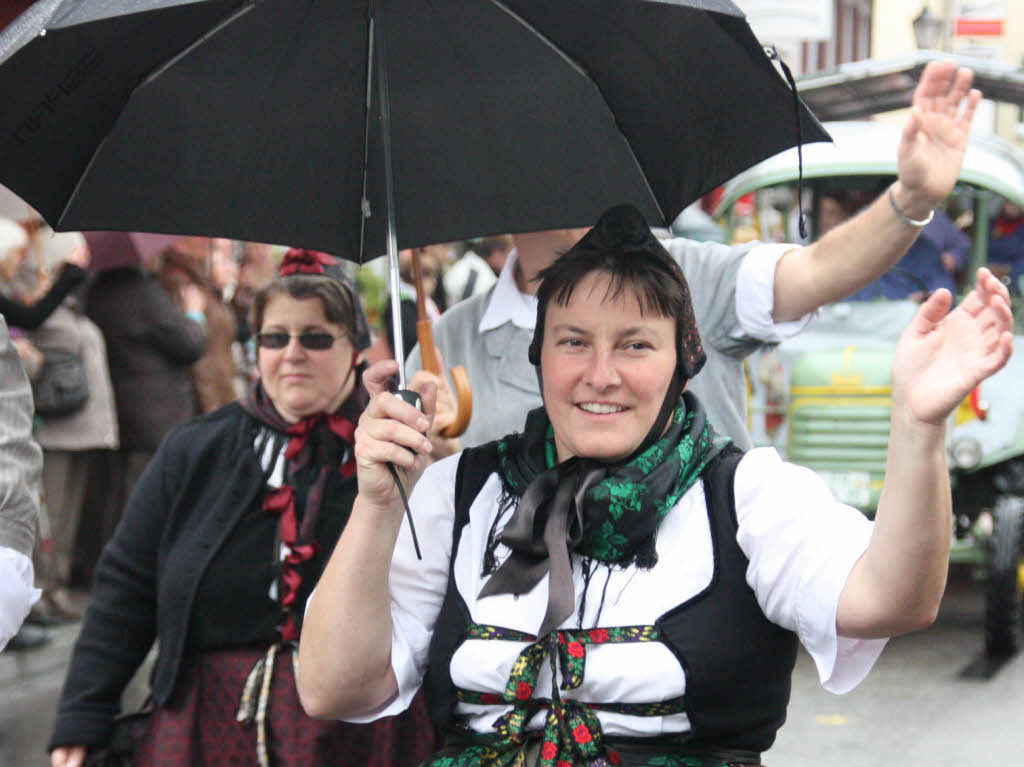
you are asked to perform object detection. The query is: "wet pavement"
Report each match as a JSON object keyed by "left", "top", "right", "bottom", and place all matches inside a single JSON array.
[{"left": 1, "top": 574, "right": 1022, "bottom": 767}]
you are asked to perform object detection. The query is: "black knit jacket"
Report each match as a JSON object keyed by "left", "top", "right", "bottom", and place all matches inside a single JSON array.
[{"left": 48, "top": 403, "right": 354, "bottom": 750}]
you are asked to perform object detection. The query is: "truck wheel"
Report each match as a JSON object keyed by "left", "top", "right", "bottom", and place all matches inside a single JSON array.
[{"left": 985, "top": 495, "right": 1024, "bottom": 656}]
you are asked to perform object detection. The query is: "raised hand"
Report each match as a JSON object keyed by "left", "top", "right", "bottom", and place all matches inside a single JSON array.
[
  {"left": 353, "top": 359, "right": 436, "bottom": 511},
  {"left": 894, "top": 60, "right": 982, "bottom": 218},
  {"left": 892, "top": 269, "right": 1013, "bottom": 426}
]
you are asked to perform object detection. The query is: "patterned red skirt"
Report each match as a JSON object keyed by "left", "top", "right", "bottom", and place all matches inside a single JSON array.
[{"left": 133, "top": 645, "right": 436, "bottom": 767}]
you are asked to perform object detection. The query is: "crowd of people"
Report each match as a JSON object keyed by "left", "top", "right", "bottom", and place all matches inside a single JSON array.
[
  {"left": 0, "top": 59, "right": 1015, "bottom": 767},
  {"left": 0, "top": 226, "right": 276, "bottom": 649}
]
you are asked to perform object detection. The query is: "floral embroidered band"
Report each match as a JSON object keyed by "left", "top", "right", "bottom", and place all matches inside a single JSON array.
[{"left": 429, "top": 623, "right": 692, "bottom": 767}]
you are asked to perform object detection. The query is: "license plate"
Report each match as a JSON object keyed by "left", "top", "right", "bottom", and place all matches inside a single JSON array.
[{"left": 817, "top": 470, "right": 871, "bottom": 508}]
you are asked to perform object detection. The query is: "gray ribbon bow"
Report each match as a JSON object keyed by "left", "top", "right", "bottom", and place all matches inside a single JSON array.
[{"left": 477, "top": 458, "right": 606, "bottom": 636}]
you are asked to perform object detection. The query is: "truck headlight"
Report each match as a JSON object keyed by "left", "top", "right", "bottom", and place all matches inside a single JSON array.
[{"left": 949, "top": 437, "right": 982, "bottom": 469}]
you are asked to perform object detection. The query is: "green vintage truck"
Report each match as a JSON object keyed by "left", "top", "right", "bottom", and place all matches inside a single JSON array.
[{"left": 716, "top": 120, "right": 1024, "bottom": 657}]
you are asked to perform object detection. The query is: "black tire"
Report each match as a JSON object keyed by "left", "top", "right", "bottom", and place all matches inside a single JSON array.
[{"left": 984, "top": 495, "right": 1024, "bottom": 656}]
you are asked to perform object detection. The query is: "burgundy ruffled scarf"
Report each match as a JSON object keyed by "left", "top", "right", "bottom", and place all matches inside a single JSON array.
[{"left": 240, "top": 377, "right": 367, "bottom": 641}]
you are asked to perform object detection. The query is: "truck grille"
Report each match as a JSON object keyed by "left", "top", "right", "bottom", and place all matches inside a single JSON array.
[{"left": 787, "top": 400, "right": 890, "bottom": 512}]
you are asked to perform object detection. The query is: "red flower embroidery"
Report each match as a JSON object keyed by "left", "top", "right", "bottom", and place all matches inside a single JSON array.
[
  {"left": 515, "top": 682, "right": 533, "bottom": 700},
  {"left": 479, "top": 693, "right": 501, "bottom": 705},
  {"left": 567, "top": 641, "right": 585, "bottom": 658},
  {"left": 541, "top": 742, "right": 558, "bottom": 760},
  {"left": 572, "top": 725, "right": 592, "bottom": 744},
  {"left": 588, "top": 628, "right": 610, "bottom": 642},
  {"left": 557, "top": 761, "right": 572, "bottom": 767},
  {"left": 607, "top": 749, "right": 622, "bottom": 765}
]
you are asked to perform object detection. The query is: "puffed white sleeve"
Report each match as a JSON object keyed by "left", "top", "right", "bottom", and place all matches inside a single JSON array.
[
  {"left": 734, "top": 448, "right": 887, "bottom": 694},
  {"left": 735, "top": 243, "right": 816, "bottom": 342},
  {"left": 343, "top": 452, "right": 461, "bottom": 721}
]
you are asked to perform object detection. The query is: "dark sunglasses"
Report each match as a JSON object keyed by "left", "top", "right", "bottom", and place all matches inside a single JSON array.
[{"left": 256, "top": 331, "right": 343, "bottom": 351}]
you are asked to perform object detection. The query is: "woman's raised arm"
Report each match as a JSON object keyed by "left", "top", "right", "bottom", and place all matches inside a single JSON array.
[
  {"left": 837, "top": 268, "right": 1013, "bottom": 638},
  {"left": 297, "top": 359, "right": 436, "bottom": 719}
]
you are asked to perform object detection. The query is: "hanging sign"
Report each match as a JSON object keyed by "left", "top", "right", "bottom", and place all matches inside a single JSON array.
[
  {"left": 953, "top": 1, "right": 1007, "bottom": 37},
  {"left": 734, "top": 1, "right": 834, "bottom": 42}
]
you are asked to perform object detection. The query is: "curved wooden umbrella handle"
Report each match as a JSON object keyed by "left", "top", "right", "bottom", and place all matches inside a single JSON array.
[
  {"left": 412, "top": 250, "right": 473, "bottom": 438},
  {"left": 441, "top": 365, "right": 473, "bottom": 438}
]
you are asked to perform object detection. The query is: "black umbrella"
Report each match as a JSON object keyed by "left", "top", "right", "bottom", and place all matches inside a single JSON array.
[{"left": 0, "top": 0, "right": 828, "bottom": 376}]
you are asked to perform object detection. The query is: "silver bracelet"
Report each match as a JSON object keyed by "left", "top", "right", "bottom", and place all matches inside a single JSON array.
[{"left": 888, "top": 187, "right": 934, "bottom": 228}]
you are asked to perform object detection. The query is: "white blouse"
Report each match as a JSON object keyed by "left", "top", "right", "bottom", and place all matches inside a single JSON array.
[{"left": 347, "top": 447, "right": 886, "bottom": 738}]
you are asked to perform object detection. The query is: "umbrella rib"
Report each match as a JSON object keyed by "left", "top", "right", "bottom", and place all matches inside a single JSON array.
[
  {"left": 358, "top": 13, "right": 375, "bottom": 262},
  {"left": 485, "top": 0, "right": 666, "bottom": 224},
  {"left": 55, "top": 1, "right": 256, "bottom": 232},
  {"left": 139, "top": 2, "right": 256, "bottom": 89}
]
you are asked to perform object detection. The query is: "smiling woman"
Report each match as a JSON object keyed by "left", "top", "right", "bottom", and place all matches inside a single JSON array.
[
  {"left": 535, "top": 250, "right": 689, "bottom": 465},
  {"left": 299, "top": 204, "right": 1014, "bottom": 767}
]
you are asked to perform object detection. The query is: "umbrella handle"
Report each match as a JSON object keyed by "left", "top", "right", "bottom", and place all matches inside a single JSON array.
[
  {"left": 412, "top": 250, "right": 472, "bottom": 438},
  {"left": 416, "top": 317, "right": 473, "bottom": 438}
]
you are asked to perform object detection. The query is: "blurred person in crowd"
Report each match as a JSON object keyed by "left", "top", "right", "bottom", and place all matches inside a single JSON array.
[
  {"left": 9, "top": 227, "right": 120, "bottom": 624},
  {"left": 0, "top": 313, "right": 44, "bottom": 652},
  {"left": 990, "top": 199, "right": 1023, "bottom": 242},
  {"left": 158, "top": 236, "right": 238, "bottom": 412},
  {"left": 49, "top": 249, "right": 435, "bottom": 767},
  {"left": 442, "top": 235, "right": 508, "bottom": 306},
  {"left": 73, "top": 232, "right": 207, "bottom": 586},
  {"left": 988, "top": 199, "right": 1024, "bottom": 292},
  {"left": 0, "top": 217, "right": 90, "bottom": 331},
  {"left": 206, "top": 238, "right": 256, "bottom": 398},
  {"left": 932, "top": 208, "right": 971, "bottom": 278},
  {"left": 405, "top": 60, "right": 983, "bottom": 453},
  {"left": 231, "top": 241, "right": 279, "bottom": 378},
  {"left": 816, "top": 189, "right": 856, "bottom": 236}
]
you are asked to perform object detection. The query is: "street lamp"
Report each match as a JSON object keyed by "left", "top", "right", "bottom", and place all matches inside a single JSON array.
[{"left": 912, "top": 6, "right": 944, "bottom": 50}]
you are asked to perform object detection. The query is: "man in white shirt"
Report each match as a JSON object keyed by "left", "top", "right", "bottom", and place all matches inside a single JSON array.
[
  {"left": 0, "top": 314, "right": 44, "bottom": 651},
  {"left": 408, "top": 60, "right": 981, "bottom": 450}
]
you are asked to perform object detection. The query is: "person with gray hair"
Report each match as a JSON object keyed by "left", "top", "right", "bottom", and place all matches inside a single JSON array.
[{"left": 0, "top": 313, "right": 44, "bottom": 651}]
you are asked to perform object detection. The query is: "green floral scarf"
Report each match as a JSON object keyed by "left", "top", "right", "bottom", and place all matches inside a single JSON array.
[{"left": 478, "top": 392, "right": 728, "bottom": 636}]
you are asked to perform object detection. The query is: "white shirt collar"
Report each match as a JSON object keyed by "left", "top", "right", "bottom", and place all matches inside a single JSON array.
[{"left": 478, "top": 249, "right": 538, "bottom": 332}]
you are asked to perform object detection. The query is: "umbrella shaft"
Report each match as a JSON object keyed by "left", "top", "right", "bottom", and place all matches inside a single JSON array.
[{"left": 374, "top": 4, "right": 407, "bottom": 389}]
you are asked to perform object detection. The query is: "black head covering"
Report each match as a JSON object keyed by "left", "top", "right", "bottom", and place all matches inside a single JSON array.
[{"left": 527, "top": 203, "right": 705, "bottom": 379}]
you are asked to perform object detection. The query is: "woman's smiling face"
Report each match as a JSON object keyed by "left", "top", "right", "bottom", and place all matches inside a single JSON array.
[{"left": 540, "top": 270, "right": 677, "bottom": 464}]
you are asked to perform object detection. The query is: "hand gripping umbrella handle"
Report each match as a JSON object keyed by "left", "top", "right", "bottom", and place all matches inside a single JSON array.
[{"left": 412, "top": 252, "right": 472, "bottom": 438}]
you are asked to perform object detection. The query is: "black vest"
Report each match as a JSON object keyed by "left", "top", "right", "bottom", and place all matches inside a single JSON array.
[{"left": 424, "top": 443, "right": 798, "bottom": 755}]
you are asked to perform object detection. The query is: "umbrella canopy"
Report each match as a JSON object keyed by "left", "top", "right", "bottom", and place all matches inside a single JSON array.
[{"left": 0, "top": 0, "right": 828, "bottom": 263}]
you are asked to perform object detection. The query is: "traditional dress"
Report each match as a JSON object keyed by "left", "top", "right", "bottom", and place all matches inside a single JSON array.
[{"left": 348, "top": 399, "right": 885, "bottom": 767}]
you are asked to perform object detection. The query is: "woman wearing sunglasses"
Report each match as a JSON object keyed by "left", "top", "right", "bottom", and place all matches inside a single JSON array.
[
  {"left": 48, "top": 249, "right": 435, "bottom": 767},
  {"left": 299, "top": 205, "right": 1012, "bottom": 767}
]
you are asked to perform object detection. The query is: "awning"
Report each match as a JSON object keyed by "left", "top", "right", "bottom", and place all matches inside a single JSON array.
[{"left": 797, "top": 51, "right": 1024, "bottom": 121}]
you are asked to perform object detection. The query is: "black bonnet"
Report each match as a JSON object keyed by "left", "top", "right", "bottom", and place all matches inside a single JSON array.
[{"left": 527, "top": 203, "right": 706, "bottom": 381}]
